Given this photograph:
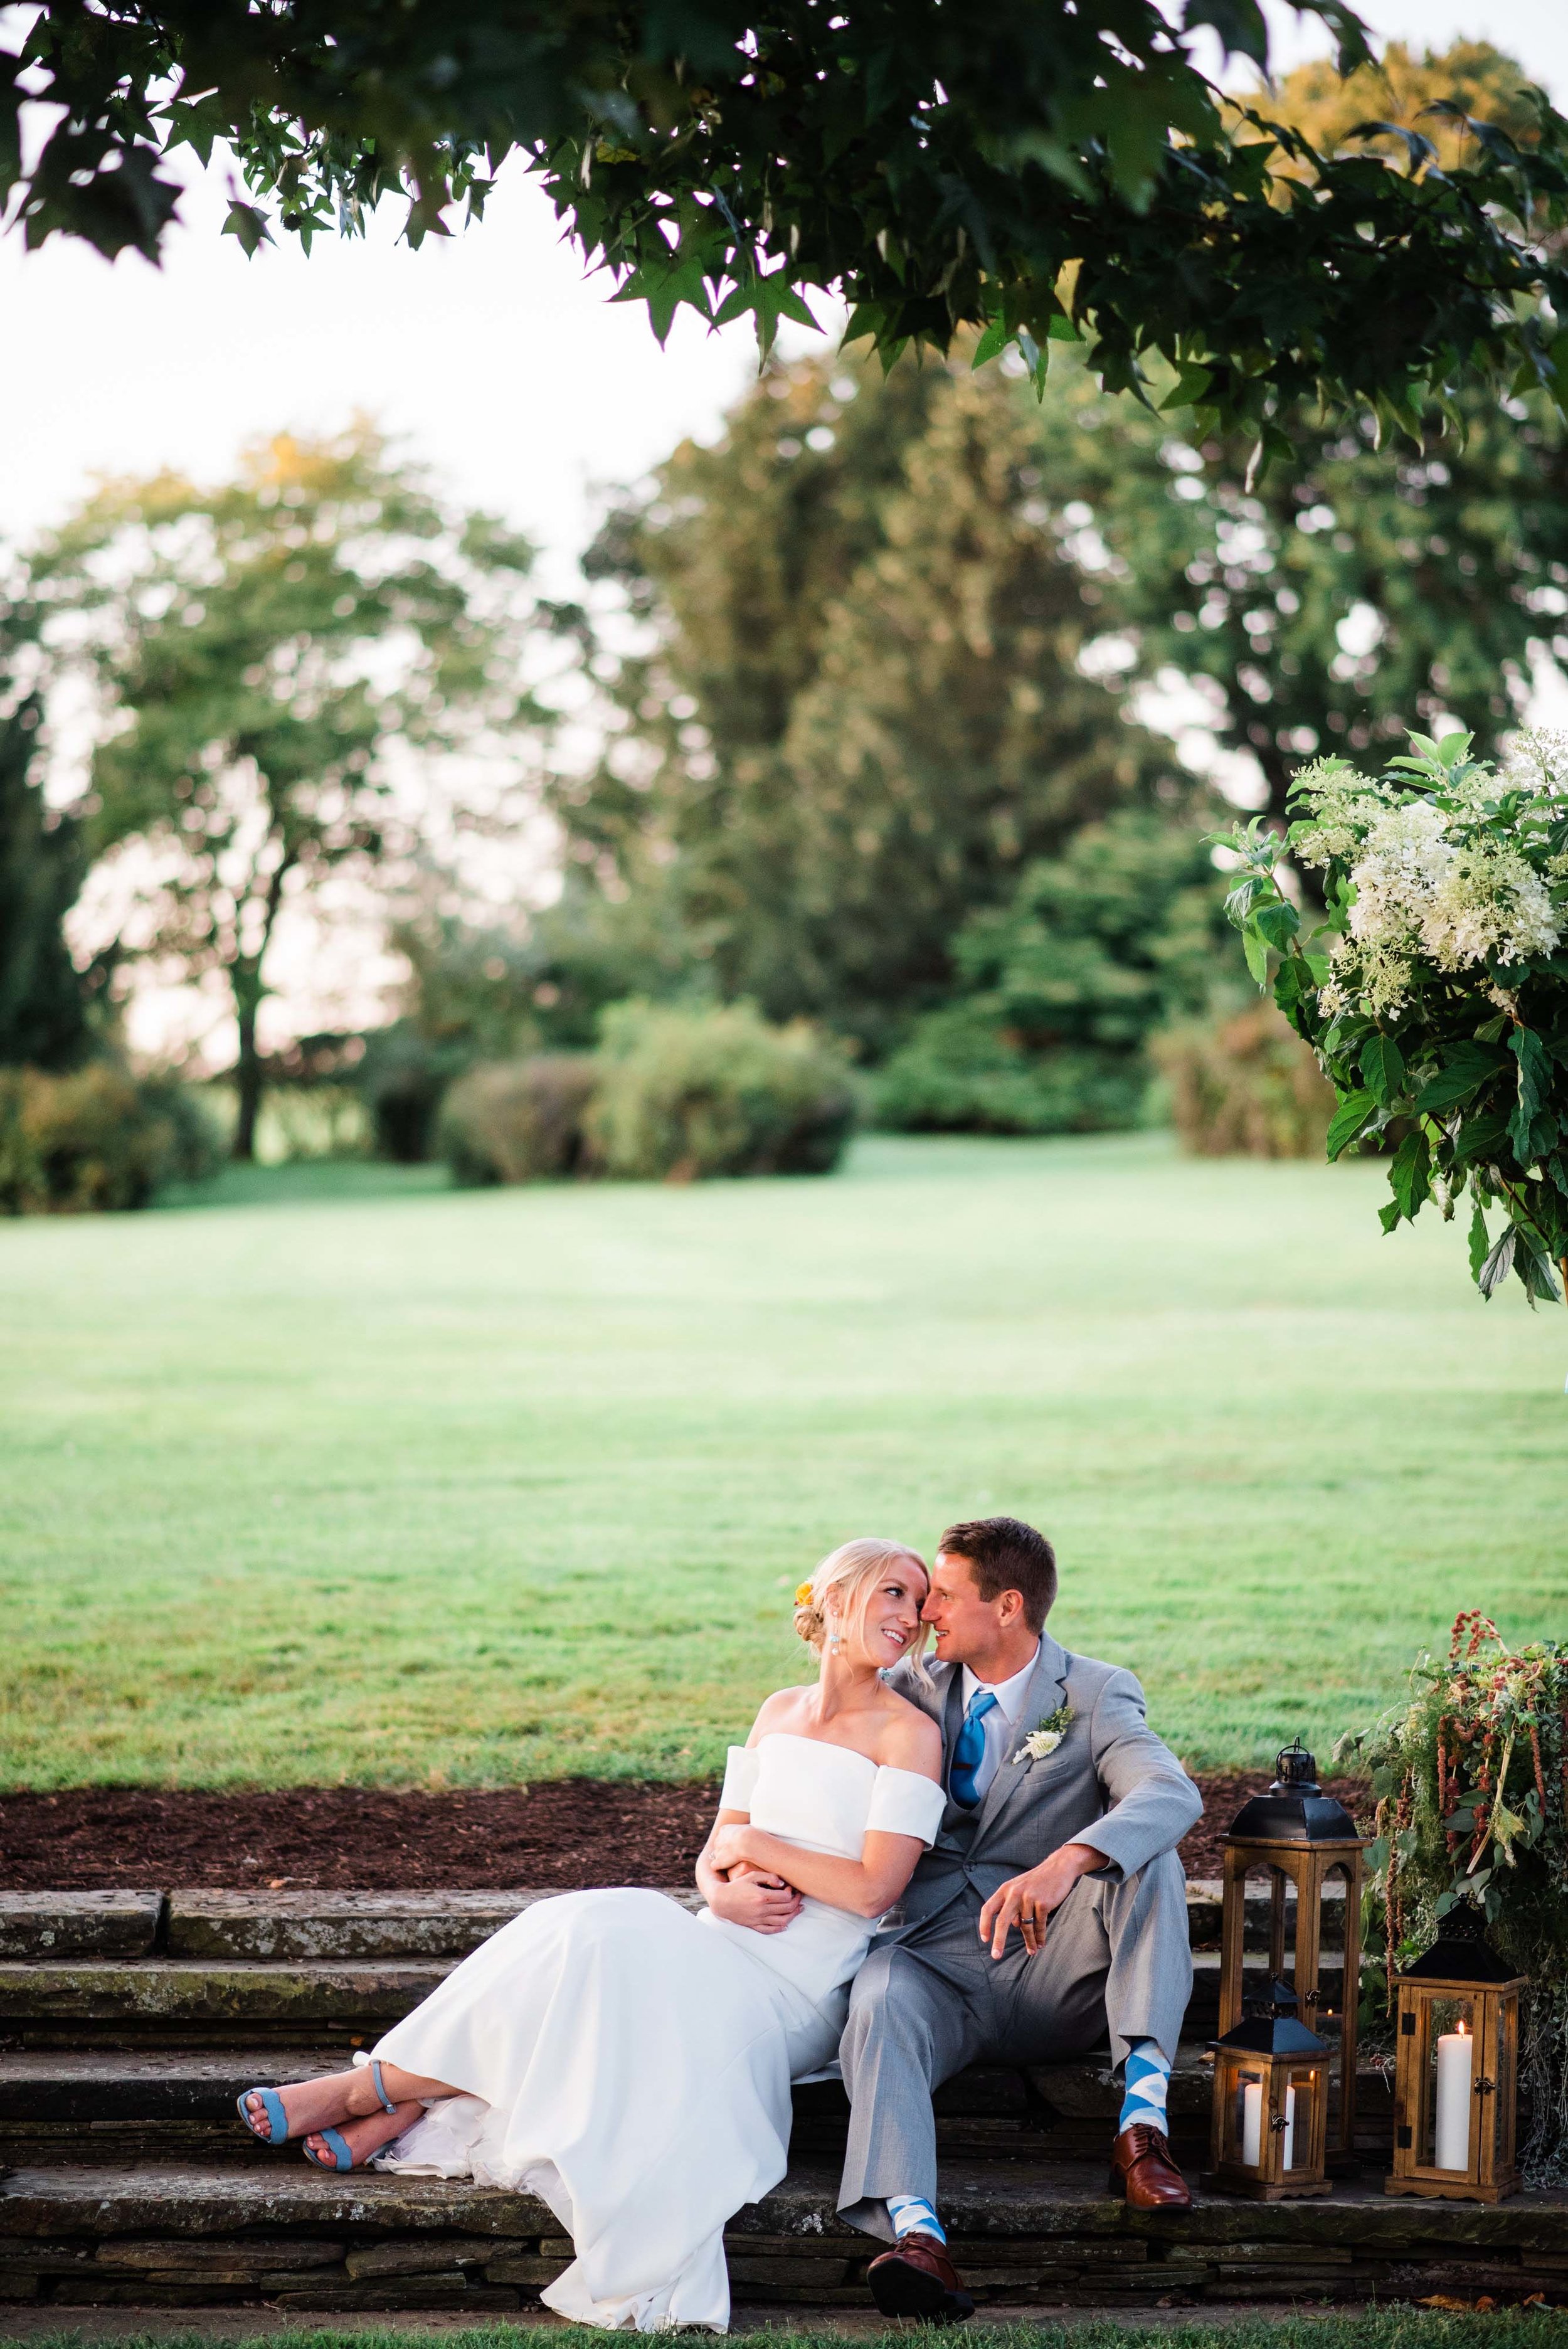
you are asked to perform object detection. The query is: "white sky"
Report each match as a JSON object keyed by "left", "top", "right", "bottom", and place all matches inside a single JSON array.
[{"left": 8, "top": 3, "right": 1566, "bottom": 1074}]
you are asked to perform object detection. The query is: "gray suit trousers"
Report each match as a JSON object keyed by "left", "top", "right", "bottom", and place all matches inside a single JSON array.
[{"left": 837, "top": 1847, "right": 1191, "bottom": 2237}]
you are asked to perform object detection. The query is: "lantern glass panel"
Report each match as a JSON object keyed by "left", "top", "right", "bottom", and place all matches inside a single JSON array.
[
  {"left": 1419, "top": 1994, "right": 1478, "bottom": 2175},
  {"left": 1281, "top": 2064, "right": 1321, "bottom": 2180},
  {"left": 1237, "top": 1862, "right": 1297, "bottom": 2012},
  {"left": 1224, "top": 2060, "right": 1269, "bottom": 2174}
]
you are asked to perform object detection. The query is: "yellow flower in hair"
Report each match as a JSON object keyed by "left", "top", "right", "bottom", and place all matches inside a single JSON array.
[{"left": 794, "top": 1581, "right": 815, "bottom": 1607}]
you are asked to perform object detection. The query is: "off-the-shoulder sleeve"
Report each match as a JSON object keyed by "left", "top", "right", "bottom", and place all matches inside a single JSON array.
[
  {"left": 866, "top": 1766, "right": 946, "bottom": 1847},
  {"left": 719, "top": 1745, "right": 761, "bottom": 1813}
]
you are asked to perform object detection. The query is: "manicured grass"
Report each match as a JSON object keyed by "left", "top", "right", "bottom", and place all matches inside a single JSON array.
[{"left": 2, "top": 1135, "right": 1564, "bottom": 1790}]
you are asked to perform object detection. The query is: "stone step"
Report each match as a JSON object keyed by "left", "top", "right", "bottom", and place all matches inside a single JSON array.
[
  {"left": 0, "top": 1944, "right": 1346, "bottom": 2042},
  {"left": 0, "top": 1883, "right": 1328, "bottom": 1964},
  {"left": 0, "top": 2042, "right": 1391, "bottom": 2171},
  {"left": 0, "top": 2159, "right": 1562, "bottom": 2313}
]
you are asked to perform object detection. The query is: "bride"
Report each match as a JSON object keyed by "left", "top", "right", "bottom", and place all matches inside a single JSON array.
[{"left": 237, "top": 1537, "right": 944, "bottom": 2331}]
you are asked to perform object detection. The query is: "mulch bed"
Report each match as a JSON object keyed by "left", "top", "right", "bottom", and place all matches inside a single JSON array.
[{"left": 0, "top": 1772, "right": 1369, "bottom": 1890}]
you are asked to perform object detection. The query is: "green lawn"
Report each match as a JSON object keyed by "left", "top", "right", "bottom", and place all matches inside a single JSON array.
[
  {"left": 3, "top": 2319, "right": 1563, "bottom": 2349},
  {"left": 2, "top": 1134, "right": 1564, "bottom": 1790}
]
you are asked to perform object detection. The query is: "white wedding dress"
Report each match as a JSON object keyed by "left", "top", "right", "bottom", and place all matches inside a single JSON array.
[{"left": 366, "top": 1734, "right": 944, "bottom": 2333}]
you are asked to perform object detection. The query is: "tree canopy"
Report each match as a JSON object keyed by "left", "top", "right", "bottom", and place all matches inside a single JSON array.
[{"left": 10, "top": 4, "right": 1568, "bottom": 453}]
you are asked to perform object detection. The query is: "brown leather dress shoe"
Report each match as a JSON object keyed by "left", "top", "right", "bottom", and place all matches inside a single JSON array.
[
  {"left": 867, "top": 2233, "right": 975, "bottom": 2323},
  {"left": 1108, "top": 2121, "right": 1192, "bottom": 2209}
]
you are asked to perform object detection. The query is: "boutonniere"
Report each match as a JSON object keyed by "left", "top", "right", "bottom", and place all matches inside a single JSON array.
[{"left": 1015, "top": 1702, "right": 1074, "bottom": 1764}]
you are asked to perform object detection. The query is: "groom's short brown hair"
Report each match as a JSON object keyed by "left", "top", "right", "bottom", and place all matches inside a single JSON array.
[{"left": 938, "top": 1516, "right": 1058, "bottom": 1632}]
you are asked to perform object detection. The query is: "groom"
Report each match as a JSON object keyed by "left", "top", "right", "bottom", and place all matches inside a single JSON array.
[{"left": 840, "top": 1515, "right": 1202, "bottom": 2323}]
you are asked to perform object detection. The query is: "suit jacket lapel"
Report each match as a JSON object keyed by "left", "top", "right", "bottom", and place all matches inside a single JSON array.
[{"left": 970, "top": 1633, "right": 1069, "bottom": 1844}]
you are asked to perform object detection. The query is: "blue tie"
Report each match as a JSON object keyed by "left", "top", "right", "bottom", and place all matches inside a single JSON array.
[{"left": 950, "top": 1689, "right": 999, "bottom": 1810}]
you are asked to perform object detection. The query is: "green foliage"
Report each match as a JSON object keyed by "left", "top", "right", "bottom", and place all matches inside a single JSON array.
[
  {"left": 0, "top": 1063, "right": 221, "bottom": 1214},
  {"left": 588, "top": 1002, "right": 856, "bottom": 1180},
  {"left": 1337, "top": 1614, "right": 1568, "bottom": 2183},
  {"left": 1151, "top": 1004, "right": 1335, "bottom": 1159},
  {"left": 876, "top": 812, "right": 1230, "bottom": 1133},
  {"left": 40, "top": 425, "right": 559, "bottom": 1160},
  {"left": 438, "top": 1056, "right": 599, "bottom": 1186},
  {"left": 0, "top": 581, "right": 93, "bottom": 1073},
  {"left": 1220, "top": 728, "right": 1568, "bottom": 1305},
  {"left": 1072, "top": 383, "right": 1568, "bottom": 824},
  {"left": 571, "top": 354, "right": 1182, "bottom": 1055},
  {"left": 11, "top": 6, "right": 1568, "bottom": 455}
]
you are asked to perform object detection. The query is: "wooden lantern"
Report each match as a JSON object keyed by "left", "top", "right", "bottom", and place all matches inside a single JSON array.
[
  {"left": 1386, "top": 1915, "right": 1523, "bottom": 2205},
  {"left": 1206, "top": 1979, "right": 1332, "bottom": 2200},
  {"left": 1219, "top": 1741, "right": 1367, "bottom": 2168}
]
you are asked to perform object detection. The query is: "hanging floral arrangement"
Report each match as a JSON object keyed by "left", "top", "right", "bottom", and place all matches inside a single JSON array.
[
  {"left": 1219, "top": 730, "right": 1568, "bottom": 1303},
  {"left": 1337, "top": 1615, "right": 1568, "bottom": 2184}
]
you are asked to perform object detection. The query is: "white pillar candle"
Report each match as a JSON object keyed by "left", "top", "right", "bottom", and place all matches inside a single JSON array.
[
  {"left": 1241, "top": 2079, "right": 1263, "bottom": 2166},
  {"left": 1435, "top": 2025, "right": 1475, "bottom": 2170},
  {"left": 1281, "top": 2081, "right": 1297, "bottom": 2168}
]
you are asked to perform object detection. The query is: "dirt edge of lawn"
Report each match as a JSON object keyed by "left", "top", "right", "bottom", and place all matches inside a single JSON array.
[{"left": 0, "top": 1773, "right": 1368, "bottom": 1890}]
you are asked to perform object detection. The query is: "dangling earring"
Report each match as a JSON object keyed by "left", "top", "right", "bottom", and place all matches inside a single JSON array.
[{"left": 829, "top": 1619, "right": 842, "bottom": 1654}]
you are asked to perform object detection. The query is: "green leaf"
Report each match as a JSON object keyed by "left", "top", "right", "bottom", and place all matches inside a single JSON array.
[
  {"left": 221, "top": 200, "right": 273, "bottom": 257},
  {"left": 1385, "top": 1127, "right": 1431, "bottom": 1226},
  {"left": 1508, "top": 1027, "right": 1552, "bottom": 1163},
  {"left": 970, "top": 314, "right": 1010, "bottom": 369},
  {"left": 1454, "top": 1106, "right": 1511, "bottom": 1165},
  {"left": 1516, "top": 1235, "right": 1564, "bottom": 1307},
  {"left": 1414, "top": 1039, "right": 1508, "bottom": 1116},
  {"left": 1325, "top": 1089, "right": 1377, "bottom": 1161},
  {"left": 1253, "top": 899, "right": 1299, "bottom": 950},
  {"left": 1478, "top": 1224, "right": 1517, "bottom": 1299},
  {"left": 1468, "top": 1201, "right": 1490, "bottom": 1282},
  {"left": 1360, "top": 1032, "right": 1406, "bottom": 1110},
  {"left": 1241, "top": 923, "right": 1269, "bottom": 985}
]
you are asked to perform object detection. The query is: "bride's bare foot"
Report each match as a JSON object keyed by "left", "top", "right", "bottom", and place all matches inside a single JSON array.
[
  {"left": 304, "top": 2100, "right": 423, "bottom": 2170},
  {"left": 239, "top": 2069, "right": 366, "bottom": 2143}
]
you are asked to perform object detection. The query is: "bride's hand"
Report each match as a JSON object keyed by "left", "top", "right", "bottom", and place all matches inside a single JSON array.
[
  {"left": 709, "top": 1823, "right": 753, "bottom": 1874},
  {"left": 706, "top": 1863, "right": 803, "bottom": 1936}
]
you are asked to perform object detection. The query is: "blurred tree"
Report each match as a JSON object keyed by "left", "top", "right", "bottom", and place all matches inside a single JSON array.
[
  {"left": 569, "top": 354, "right": 1185, "bottom": 1056},
  {"left": 0, "top": 585, "right": 93, "bottom": 1071},
  {"left": 44, "top": 427, "right": 564, "bottom": 1158}
]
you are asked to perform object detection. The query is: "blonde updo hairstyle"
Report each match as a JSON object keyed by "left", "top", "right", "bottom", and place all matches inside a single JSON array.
[{"left": 793, "top": 1538, "right": 931, "bottom": 1681}]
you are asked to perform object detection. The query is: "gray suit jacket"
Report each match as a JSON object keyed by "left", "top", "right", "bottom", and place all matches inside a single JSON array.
[{"left": 883, "top": 1632, "right": 1202, "bottom": 1931}]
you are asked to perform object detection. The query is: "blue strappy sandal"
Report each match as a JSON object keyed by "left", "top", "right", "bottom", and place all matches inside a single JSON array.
[
  {"left": 236, "top": 2084, "right": 289, "bottom": 2145},
  {"left": 301, "top": 2059, "right": 400, "bottom": 2172}
]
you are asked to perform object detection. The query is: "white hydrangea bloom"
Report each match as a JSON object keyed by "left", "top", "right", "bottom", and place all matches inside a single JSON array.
[{"left": 1421, "top": 842, "right": 1560, "bottom": 971}]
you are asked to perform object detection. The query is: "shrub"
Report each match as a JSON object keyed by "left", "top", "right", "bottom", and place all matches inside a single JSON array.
[
  {"left": 874, "top": 1002, "right": 1152, "bottom": 1133},
  {"left": 437, "top": 1056, "right": 600, "bottom": 1185},
  {"left": 0, "top": 1063, "right": 222, "bottom": 1213},
  {"left": 1151, "top": 1004, "right": 1335, "bottom": 1157},
  {"left": 876, "top": 810, "right": 1235, "bottom": 1135},
  {"left": 588, "top": 1002, "right": 856, "bottom": 1180}
]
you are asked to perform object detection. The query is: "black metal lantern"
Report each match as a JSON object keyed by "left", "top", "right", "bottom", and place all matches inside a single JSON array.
[
  {"left": 1387, "top": 1911, "right": 1524, "bottom": 2205},
  {"left": 1220, "top": 1741, "right": 1367, "bottom": 2168},
  {"left": 1207, "top": 1979, "right": 1332, "bottom": 2200}
]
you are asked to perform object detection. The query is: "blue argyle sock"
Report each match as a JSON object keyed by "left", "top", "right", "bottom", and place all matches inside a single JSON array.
[
  {"left": 1119, "top": 2037, "right": 1171, "bottom": 2134},
  {"left": 886, "top": 2195, "right": 946, "bottom": 2246}
]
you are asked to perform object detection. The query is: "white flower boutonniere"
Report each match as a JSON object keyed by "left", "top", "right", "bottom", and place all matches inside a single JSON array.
[{"left": 1015, "top": 1702, "right": 1074, "bottom": 1765}]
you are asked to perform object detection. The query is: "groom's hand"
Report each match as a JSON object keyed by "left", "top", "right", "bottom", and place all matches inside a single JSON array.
[{"left": 978, "top": 1842, "right": 1104, "bottom": 1959}]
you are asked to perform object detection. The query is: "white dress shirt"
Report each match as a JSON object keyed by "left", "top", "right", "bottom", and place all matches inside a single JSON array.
[{"left": 957, "top": 1643, "right": 1041, "bottom": 1805}]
